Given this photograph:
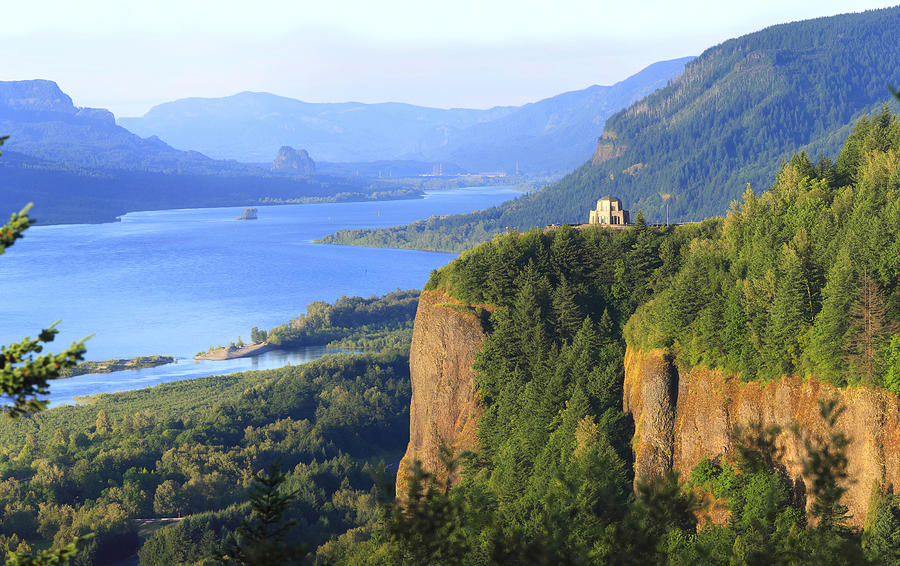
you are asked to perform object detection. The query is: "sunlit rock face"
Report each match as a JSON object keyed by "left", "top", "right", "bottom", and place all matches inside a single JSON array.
[
  {"left": 397, "top": 290, "right": 486, "bottom": 495},
  {"left": 624, "top": 347, "right": 900, "bottom": 526}
]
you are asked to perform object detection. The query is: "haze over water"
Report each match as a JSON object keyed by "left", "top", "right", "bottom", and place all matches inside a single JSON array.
[{"left": 0, "top": 186, "right": 518, "bottom": 375}]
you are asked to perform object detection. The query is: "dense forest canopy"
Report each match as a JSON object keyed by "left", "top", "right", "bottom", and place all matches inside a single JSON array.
[
  {"left": 0, "top": 351, "right": 411, "bottom": 564},
  {"left": 627, "top": 106, "right": 900, "bottom": 388}
]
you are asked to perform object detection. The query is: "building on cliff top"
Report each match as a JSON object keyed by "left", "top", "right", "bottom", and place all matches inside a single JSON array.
[{"left": 588, "top": 196, "right": 630, "bottom": 225}]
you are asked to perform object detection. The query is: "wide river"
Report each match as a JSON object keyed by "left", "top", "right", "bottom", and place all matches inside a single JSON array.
[{"left": 0, "top": 186, "right": 519, "bottom": 405}]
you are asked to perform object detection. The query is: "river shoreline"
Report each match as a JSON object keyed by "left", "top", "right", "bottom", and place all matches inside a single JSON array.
[
  {"left": 61, "top": 355, "right": 175, "bottom": 378},
  {"left": 194, "top": 343, "right": 272, "bottom": 360}
]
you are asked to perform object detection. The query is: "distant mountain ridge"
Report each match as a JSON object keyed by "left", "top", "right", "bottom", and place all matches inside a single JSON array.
[
  {"left": 433, "top": 58, "right": 694, "bottom": 174},
  {"left": 118, "top": 57, "right": 693, "bottom": 174},
  {"left": 120, "top": 92, "right": 517, "bottom": 164},
  {"left": 0, "top": 81, "right": 381, "bottom": 224},
  {"left": 0, "top": 79, "right": 258, "bottom": 175}
]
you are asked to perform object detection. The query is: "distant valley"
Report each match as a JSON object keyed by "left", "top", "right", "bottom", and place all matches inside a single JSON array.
[{"left": 118, "top": 58, "right": 693, "bottom": 175}]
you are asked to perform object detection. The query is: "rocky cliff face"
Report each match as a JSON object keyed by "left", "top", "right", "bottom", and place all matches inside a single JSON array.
[
  {"left": 272, "top": 146, "right": 316, "bottom": 174},
  {"left": 590, "top": 130, "right": 626, "bottom": 166},
  {"left": 624, "top": 347, "right": 900, "bottom": 525},
  {"left": 0, "top": 80, "right": 115, "bottom": 126},
  {"left": 397, "top": 290, "right": 486, "bottom": 493}
]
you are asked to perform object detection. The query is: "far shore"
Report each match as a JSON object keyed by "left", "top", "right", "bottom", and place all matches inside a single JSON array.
[
  {"left": 194, "top": 342, "right": 272, "bottom": 361},
  {"left": 60, "top": 355, "right": 175, "bottom": 378}
]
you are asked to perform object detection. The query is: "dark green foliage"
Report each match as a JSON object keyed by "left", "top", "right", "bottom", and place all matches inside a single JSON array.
[
  {"left": 329, "top": 108, "right": 900, "bottom": 562},
  {"left": 216, "top": 463, "right": 305, "bottom": 565},
  {"left": 261, "top": 290, "right": 418, "bottom": 351},
  {"left": 628, "top": 108, "right": 900, "bottom": 387},
  {"left": 4, "top": 538, "right": 85, "bottom": 566},
  {"left": 364, "top": 399, "right": 871, "bottom": 565},
  {"left": 353, "top": 222, "right": 672, "bottom": 563},
  {"left": 865, "top": 494, "right": 900, "bottom": 564},
  {"left": 670, "top": 403, "right": 868, "bottom": 566},
  {"left": 0, "top": 350, "right": 411, "bottom": 563}
]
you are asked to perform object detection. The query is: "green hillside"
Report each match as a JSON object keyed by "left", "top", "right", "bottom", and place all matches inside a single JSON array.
[
  {"left": 626, "top": 106, "right": 900, "bottom": 388},
  {"left": 322, "top": 6, "right": 900, "bottom": 252}
]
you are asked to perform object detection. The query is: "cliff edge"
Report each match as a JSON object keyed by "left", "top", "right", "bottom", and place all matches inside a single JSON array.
[
  {"left": 397, "top": 290, "right": 486, "bottom": 494},
  {"left": 624, "top": 347, "right": 900, "bottom": 525}
]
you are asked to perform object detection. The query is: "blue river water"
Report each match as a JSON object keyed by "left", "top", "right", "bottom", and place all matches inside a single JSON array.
[{"left": 0, "top": 186, "right": 519, "bottom": 405}]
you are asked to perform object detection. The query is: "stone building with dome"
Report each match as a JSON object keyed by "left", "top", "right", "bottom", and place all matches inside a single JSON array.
[{"left": 588, "top": 196, "right": 630, "bottom": 225}]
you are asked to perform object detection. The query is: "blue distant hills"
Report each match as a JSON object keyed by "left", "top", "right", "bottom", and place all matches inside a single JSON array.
[{"left": 118, "top": 58, "right": 694, "bottom": 175}]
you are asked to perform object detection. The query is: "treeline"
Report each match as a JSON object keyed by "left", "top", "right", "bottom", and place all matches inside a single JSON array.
[
  {"left": 262, "top": 290, "right": 419, "bottom": 350},
  {"left": 627, "top": 107, "right": 900, "bottom": 388},
  {"left": 0, "top": 154, "right": 375, "bottom": 225},
  {"left": 319, "top": 209, "right": 514, "bottom": 252},
  {"left": 319, "top": 7, "right": 900, "bottom": 252},
  {"left": 0, "top": 350, "right": 411, "bottom": 564}
]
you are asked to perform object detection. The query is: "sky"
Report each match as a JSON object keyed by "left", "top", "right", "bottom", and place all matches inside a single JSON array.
[{"left": 1, "top": 1, "right": 897, "bottom": 117}]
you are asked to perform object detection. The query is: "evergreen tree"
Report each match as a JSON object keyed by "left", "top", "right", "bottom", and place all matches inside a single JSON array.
[
  {"left": 552, "top": 277, "right": 582, "bottom": 342},
  {"left": 216, "top": 464, "right": 303, "bottom": 565},
  {"left": 94, "top": 410, "right": 111, "bottom": 435},
  {"left": 0, "top": 137, "right": 89, "bottom": 566},
  {"left": 767, "top": 246, "right": 811, "bottom": 374},
  {"left": 811, "top": 249, "right": 857, "bottom": 383},
  {"left": 844, "top": 267, "right": 894, "bottom": 384}
]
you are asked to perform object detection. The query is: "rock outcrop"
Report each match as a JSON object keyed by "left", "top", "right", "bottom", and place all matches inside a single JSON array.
[
  {"left": 272, "top": 146, "right": 316, "bottom": 174},
  {"left": 624, "top": 347, "right": 900, "bottom": 526},
  {"left": 397, "top": 290, "right": 486, "bottom": 494},
  {"left": 0, "top": 80, "right": 76, "bottom": 114},
  {"left": 591, "top": 131, "right": 627, "bottom": 166}
]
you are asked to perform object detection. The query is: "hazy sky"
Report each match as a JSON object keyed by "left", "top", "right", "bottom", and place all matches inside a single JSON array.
[{"left": 2, "top": 1, "right": 897, "bottom": 117}]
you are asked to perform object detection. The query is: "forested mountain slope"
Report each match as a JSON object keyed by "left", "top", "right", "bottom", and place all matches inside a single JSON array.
[
  {"left": 627, "top": 106, "right": 900, "bottom": 388},
  {"left": 322, "top": 6, "right": 900, "bottom": 251},
  {"left": 431, "top": 57, "right": 693, "bottom": 175}
]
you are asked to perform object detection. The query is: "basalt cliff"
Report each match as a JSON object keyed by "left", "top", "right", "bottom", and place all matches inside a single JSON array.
[
  {"left": 401, "top": 294, "right": 900, "bottom": 525},
  {"left": 624, "top": 347, "right": 900, "bottom": 526},
  {"left": 397, "top": 290, "right": 486, "bottom": 492}
]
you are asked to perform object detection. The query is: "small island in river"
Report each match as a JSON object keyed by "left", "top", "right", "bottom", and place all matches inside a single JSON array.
[
  {"left": 194, "top": 342, "right": 271, "bottom": 360},
  {"left": 236, "top": 207, "right": 258, "bottom": 220},
  {"left": 60, "top": 355, "right": 175, "bottom": 378}
]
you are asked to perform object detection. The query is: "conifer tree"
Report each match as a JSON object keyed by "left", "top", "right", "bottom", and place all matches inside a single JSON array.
[
  {"left": 0, "top": 138, "right": 87, "bottom": 417},
  {"left": 811, "top": 249, "right": 857, "bottom": 383},
  {"left": 844, "top": 266, "right": 895, "bottom": 384},
  {"left": 552, "top": 277, "right": 582, "bottom": 342},
  {"left": 768, "top": 246, "right": 810, "bottom": 373},
  {"left": 0, "top": 137, "right": 89, "bottom": 566},
  {"left": 216, "top": 464, "right": 303, "bottom": 565}
]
